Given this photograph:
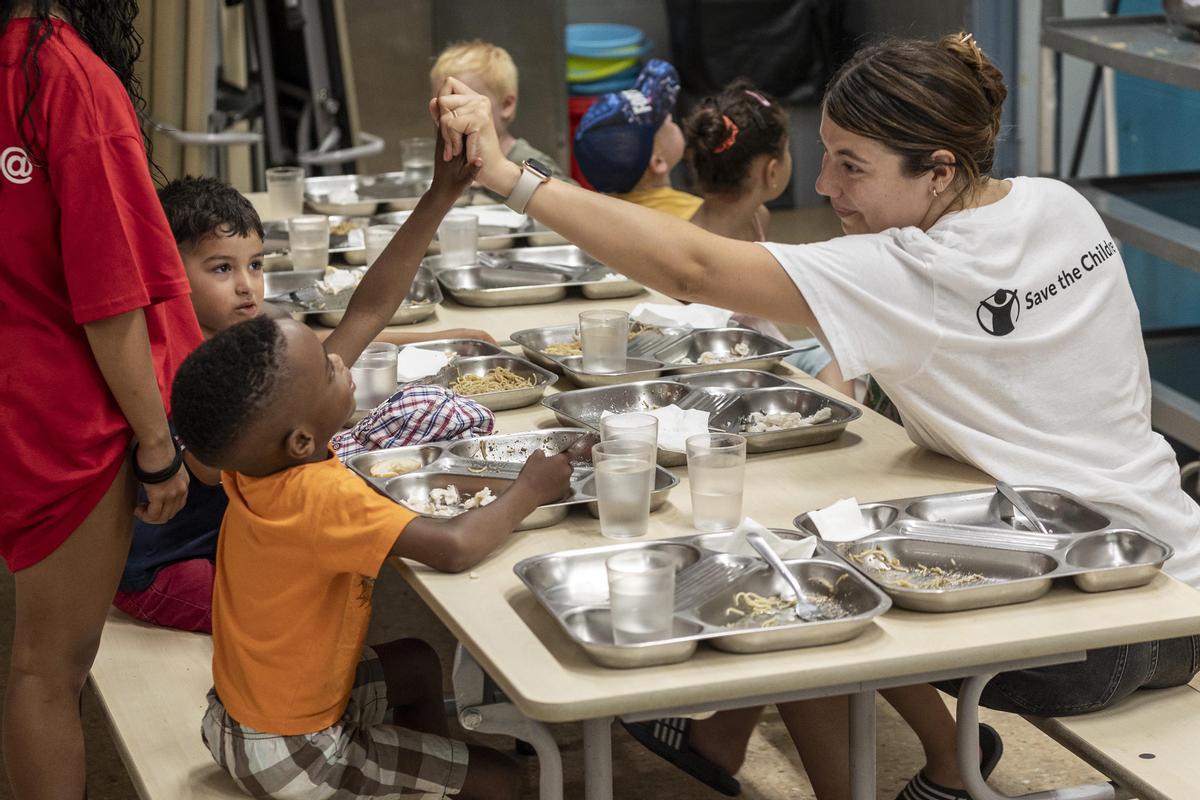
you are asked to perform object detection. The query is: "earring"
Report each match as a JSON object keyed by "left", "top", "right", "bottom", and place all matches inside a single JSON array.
[{"left": 932, "top": 187, "right": 940, "bottom": 198}]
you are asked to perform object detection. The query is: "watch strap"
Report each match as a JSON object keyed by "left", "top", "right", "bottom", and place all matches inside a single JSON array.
[{"left": 504, "top": 162, "right": 549, "bottom": 214}]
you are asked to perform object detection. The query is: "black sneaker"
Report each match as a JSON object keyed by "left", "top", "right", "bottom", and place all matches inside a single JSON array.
[
  {"left": 620, "top": 717, "right": 741, "bottom": 797},
  {"left": 894, "top": 723, "right": 1003, "bottom": 800}
]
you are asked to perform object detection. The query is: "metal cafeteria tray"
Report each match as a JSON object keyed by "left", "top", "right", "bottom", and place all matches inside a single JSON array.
[
  {"left": 670, "top": 369, "right": 794, "bottom": 392},
  {"left": 555, "top": 356, "right": 669, "bottom": 388},
  {"left": 543, "top": 379, "right": 860, "bottom": 466},
  {"left": 424, "top": 355, "right": 557, "bottom": 411},
  {"left": 793, "top": 488, "right": 1172, "bottom": 612},
  {"left": 429, "top": 246, "right": 644, "bottom": 306},
  {"left": 346, "top": 429, "right": 678, "bottom": 531},
  {"left": 305, "top": 172, "right": 474, "bottom": 215},
  {"left": 709, "top": 387, "right": 863, "bottom": 453},
  {"left": 369, "top": 206, "right": 516, "bottom": 261},
  {"left": 513, "top": 530, "right": 891, "bottom": 668},
  {"left": 263, "top": 267, "right": 442, "bottom": 327},
  {"left": 262, "top": 215, "right": 369, "bottom": 258},
  {"left": 510, "top": 323, "right": 688, "bottom": 373},
  {"left": 654, "top": 327, "right": 806, "bottom": 375}
]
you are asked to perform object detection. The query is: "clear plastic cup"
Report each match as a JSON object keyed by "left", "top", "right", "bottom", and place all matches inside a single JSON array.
[
  {"left": 592, "top": 439, "right": 655, "bottom": 539},
  {"left": 600, "top": 412, "right": 658, "bottom": 490},
  {"left": 402, "top": 136, "right": 435, "bottom": 187},
  {"left": 579, "top": 309, "right": 629, "bottom": 373},
  {"left": 287, "top": 215, "right": 330, "bottom": 270},
  {"left": 350, "top": 342, "right": 398, "bottom": 410},
  {"left": 266, "top": 166, "right": 304, "bottom": 220},
  {"left": 606, "top": 550, "right": 676, "bottom": 644},
  {"left": 365, "top": 224, "right": 400, "bottom": 267},
  {"left": 686, "top": 432, "right": 747, "bottom": 532},
  {"left": 438, "top": 212, "right": 478, "bottom": 267}
]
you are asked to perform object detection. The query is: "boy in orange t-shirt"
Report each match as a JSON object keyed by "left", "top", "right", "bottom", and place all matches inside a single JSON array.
[{"left": 172, "top": 315, "right": 574, "bottom": 799}]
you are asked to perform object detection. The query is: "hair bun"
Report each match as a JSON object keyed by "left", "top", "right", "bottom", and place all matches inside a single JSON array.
[
  {"left": 942, "top": 32, "right": 1007, "bottom": 129},
  {"left": 684, "top": 100, "right": 731, "bottom": 154}
]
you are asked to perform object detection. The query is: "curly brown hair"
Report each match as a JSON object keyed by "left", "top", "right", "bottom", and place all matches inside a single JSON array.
[{"left": 2, "top": 1, "right": 155, "bottom": 171}]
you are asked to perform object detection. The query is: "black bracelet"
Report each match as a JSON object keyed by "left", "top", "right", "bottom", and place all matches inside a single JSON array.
[{"left": 131, "top": 437, "right": 185, "bottom": 484}]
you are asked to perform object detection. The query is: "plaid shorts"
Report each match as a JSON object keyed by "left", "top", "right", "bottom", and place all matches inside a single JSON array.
[{"left": 201, "top": 647, "right": 469, "bottom": 799}]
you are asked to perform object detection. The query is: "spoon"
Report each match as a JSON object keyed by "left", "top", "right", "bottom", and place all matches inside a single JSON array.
[{"left": 996, "top": 481, "right": 1051, "bottom": 535}]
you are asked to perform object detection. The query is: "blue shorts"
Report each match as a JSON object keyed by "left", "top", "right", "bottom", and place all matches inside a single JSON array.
[
  {"left": 937, "top": 635, "right": 1200, "bottom": 717},
  {"left": 785, "top": 338, "right": 833, "bottom": 378}
]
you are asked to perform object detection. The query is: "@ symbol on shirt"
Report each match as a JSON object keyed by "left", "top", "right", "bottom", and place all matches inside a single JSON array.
[
  {"left": 1, "top": 146, "right": 33, "bottom": 184},
  {"left": 976, "top": 289, "right": 1020, "bottom": 337}
]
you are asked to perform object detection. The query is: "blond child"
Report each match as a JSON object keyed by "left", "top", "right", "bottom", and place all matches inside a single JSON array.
[{"left": 430, "top": 39, "right": 571, "bottom": 185}]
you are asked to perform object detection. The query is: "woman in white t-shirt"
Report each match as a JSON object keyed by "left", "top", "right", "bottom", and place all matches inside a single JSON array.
[{"left": 433, "top": 32, "right": 1200, "bottom": 800}]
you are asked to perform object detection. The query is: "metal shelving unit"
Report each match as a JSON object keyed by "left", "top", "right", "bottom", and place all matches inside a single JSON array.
[{"left": 1040, "top": 9, "right": 1200, "bottom": 450}]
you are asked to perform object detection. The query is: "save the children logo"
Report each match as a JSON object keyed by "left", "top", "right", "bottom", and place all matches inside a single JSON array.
[
  {"left": 976, "top": 289, "right": 1020, "bottom": 337},
  {"left": 1, "top": 146, "right": 33, "bottom": 184}
]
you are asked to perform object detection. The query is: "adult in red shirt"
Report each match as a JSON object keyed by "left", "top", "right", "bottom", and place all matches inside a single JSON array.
[{"left": 0, "top": 4, "right": 202, "bottom": 797}]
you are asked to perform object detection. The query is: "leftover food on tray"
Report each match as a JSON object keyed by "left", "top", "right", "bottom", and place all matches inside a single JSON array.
[
  {"left": 450, "top": 367, "right": 535, "bottom": 395},
  {"left": 329, "top": 219, "right": 364, "bottom": 236},
  {"left": 849, "top": 547, "right": 989, "bottom": 589},
  {"left": 722, "top": 590, "right": 849, "bottom": 629},
  {"left": 316, "top": 266, "right": 364, "bottom": 295},
  {"left": 742, "top": 406, "right": 834, "bottom": 433},
  {"left": 368, "top": 457, "right": 423, "bottom": 478},
  {"left": 676, "top": 342, "right": 752, "bottom": 366},
  {"left": 541, "top": 323, "right": 658, "bottom": 357},
  {"left": 404, "top": 485, "right": 497, "bottom": 517}
]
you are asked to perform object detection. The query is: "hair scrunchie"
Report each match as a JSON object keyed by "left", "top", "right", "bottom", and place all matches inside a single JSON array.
[{"left": 712, "top": 115, "right": 739, "bottom": 153}]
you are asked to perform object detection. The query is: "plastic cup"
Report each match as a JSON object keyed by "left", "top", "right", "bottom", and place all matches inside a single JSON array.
[
  {"left": 600, "top": 412, "right": 658, "bottom": 490},
  {"left": 365, "top": 224, "right": 400, "bottom": 267},
  {"left": 579, "top": 309, "right": 628, "bottom": 373},
  {"left": 287, "top": 215, "right": 330, "bottom": 270},
  {"left": 350, "top": 342, "right": 398, "bottom": 410},
  {"left": 592, "top": 439, "right": 655, "bottom": 539},
  {"left": 606, "top": 550, "right": 676, "bottom": 644},
  {"left": 438, "top": 212, "right": 478, "bottom": 267},
  {"left": 402, "top": 136, "right": 435, "bottom": 187},
  {"left": 686, "top": 432, "right": 747, "bottom": 532},
  {"left": 266, "top": 166, "right": 304, "bottom": 220}
]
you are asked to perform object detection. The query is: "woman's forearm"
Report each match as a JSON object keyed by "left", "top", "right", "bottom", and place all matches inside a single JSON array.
[
  {"left": 505, "top": 166, "right": 816, "bottom": 328},
  {"left": 83, "top": 308, "right": 174, "bottom": 463}
]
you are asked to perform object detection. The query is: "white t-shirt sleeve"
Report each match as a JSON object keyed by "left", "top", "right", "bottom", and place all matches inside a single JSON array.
[{"left": 759, "top": 232, "right": 939, "bottom": 382}]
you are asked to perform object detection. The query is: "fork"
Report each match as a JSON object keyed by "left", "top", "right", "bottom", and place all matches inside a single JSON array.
[
  {"left": 627, "top": 328, "right": 690, "bottom": 359},
  {"left": 673, "top": 555, "right": 765, "bottom": 611},
  {"left": 747, "top": 532, "right": 821, "bottom": 620}
]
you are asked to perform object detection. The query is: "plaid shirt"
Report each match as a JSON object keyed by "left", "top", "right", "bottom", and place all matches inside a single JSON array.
[{"left": 331, "top": 385, "right": 494, "bottom": 462}]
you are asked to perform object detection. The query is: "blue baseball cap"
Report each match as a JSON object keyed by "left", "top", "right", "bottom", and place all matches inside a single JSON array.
[{"left": 574, "top": 59, "right": 681, "bottom": 194}]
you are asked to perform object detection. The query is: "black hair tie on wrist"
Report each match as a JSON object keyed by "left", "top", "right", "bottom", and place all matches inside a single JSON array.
[{"left": 131, "top": 437, "right": 185, "bottom": 484}]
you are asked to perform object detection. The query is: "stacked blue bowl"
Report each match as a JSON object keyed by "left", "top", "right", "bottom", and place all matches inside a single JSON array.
[{"left": 566, "top": 23, "right": 651, "bottom": 95}]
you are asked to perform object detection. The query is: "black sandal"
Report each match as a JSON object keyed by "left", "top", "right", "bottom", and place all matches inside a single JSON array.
[
  {"left": 620, "top": 717, "right": 742, "bottom": 797},
  {"left": 894, "top": 723, "right": 1003, "bottom": 800}
]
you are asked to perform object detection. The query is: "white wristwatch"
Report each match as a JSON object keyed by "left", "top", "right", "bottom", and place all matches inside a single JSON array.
[{"left": 504, "top": 158, "right": 552, "bottom": 214}]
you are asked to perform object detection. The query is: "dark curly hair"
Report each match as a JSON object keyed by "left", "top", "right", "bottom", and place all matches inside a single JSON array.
[
  {"left": 172, "top": 316, "right": 287, "bottom": 466},
  {"left": 684, "top": 79, "right": 789, "bottom": 195},
  {"left": 2, "top": 1, "right": 155, "bottom": 171},
  {"left": 159, "top": 176, "right": 265, "bottom": 251}
]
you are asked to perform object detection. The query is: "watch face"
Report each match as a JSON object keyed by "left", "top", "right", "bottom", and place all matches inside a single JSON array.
[{"left": 524, "top": 158, "right": 552, "bottom": 180}]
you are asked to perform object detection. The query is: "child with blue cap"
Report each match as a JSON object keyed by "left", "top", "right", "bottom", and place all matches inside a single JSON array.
[{"left": 574, "top": 59, "right": 702, "bottom": 219}]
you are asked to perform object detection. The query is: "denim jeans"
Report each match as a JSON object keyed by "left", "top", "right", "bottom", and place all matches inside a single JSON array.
[{"left": 937, "top": 635, "right": 1200, "bottom": 717}]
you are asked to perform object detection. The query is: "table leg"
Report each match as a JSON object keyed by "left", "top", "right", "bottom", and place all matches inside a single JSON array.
[
  {"left": 956, "top": 674, "right": 1124, "bottom": 800},
  {"left": 849, "top": 690, "right": 876, "bottom": 800},
  {"left": 583, "top": 716, "right": 614, "bottom": 800}
]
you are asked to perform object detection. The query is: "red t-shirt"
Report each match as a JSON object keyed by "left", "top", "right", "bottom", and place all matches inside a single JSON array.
[{"left": 0, "top": 19, "right": 202, "bottom": 570}]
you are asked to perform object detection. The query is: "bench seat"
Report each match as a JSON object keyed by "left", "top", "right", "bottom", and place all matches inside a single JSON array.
[
  {"left": 1028, "top": 676, "right": 1200, "bottom": 800},
  {"left": 89, "top": 608, "right": 241, "bottom": 799}
]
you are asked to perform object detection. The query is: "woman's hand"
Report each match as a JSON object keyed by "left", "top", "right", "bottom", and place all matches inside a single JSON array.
[
  {"left": 133, "top": 439, "right": 189, "bottom": 524},
  {"left": 430, "top": 77, "right": 519, "bottom": 195}
]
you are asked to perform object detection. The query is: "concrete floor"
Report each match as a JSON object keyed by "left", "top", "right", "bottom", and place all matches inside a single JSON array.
[{"left": 0, "top": 206, "right": 1110, "bottom": 799}]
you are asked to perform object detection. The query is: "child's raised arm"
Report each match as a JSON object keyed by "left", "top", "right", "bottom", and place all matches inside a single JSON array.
[
  {"left": 389, "top": 450, "right": 573, "bottom": 573},
  {"left": 323, "top": 133, "right": 481, "bottom": 367}
]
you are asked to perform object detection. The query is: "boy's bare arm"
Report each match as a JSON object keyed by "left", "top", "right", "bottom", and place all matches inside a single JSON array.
[
  {"left": 388, "top": 451, "right": 573, "bottom": 573},
  {"left": 323, "top": 135, "right": 481, "bottom": 367}
]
